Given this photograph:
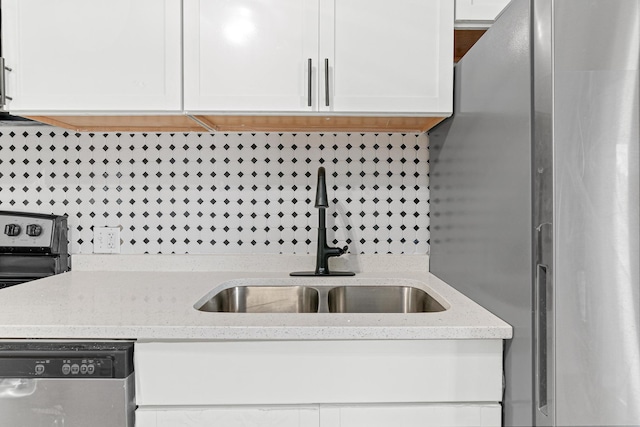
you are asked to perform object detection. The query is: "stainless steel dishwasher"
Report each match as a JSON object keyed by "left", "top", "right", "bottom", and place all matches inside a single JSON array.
[{"left": 0, "top": 341, "right": 134, "bottom": 427}]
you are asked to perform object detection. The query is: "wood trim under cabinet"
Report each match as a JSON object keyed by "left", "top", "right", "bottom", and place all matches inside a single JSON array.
[
  {"left": 454, "top": 29, "right": 487, "bottom": 62},
  {"left": 25, "top": 115, "right": 208, "bottom": 133},
  {"left": 194, "top": 115, "right": 446, "bottom": 133},
  {"left": 25, "top": 114, "right": 446, "bottom": 134}
]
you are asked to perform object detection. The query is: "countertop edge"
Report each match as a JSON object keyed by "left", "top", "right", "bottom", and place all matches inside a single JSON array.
[{"left": 0, "top": 325, "right": 513, "bottom": 341}]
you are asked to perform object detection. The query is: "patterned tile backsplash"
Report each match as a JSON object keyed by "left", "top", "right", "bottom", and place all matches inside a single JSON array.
[{"left": 0, "top": 128, "right": 429, "bottom": 255}]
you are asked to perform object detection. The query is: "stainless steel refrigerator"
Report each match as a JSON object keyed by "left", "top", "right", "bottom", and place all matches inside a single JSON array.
[{"left": 429, "top": 0, "right": 639, "bottom": 426}]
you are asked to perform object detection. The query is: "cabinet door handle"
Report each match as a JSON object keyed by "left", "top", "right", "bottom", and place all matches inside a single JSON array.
[
  {"left": 0, "top": 58, "right": 12, "bottom": 107},
  {"left": 324, "top": 58, "right": 330, "bottom": 107},
  {"left": 307, "top": 58, "right": 312, "bottom": 107}
]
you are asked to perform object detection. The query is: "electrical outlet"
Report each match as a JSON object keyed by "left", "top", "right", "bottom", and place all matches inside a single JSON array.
[{"left": 93, "top": 227, "right": 121, "bottom": 254}]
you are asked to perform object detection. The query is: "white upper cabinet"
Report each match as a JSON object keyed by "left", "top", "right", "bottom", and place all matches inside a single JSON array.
[
  {"left": 455, "top": 0, "right": 511, "bottom": 25},
  {"left": 184, "top": 0, "right": 319, "bottom": 112},
  {"left": 2, "top": 0, "right": 182, "bottom": 112},
  {"left": 1, "top": 0, "right": 454, "bottom": 127},
  {"left": 184, "top": 0, "right": 453, "bottom": 115},
  {"left": 320, "top": 0, "right": 453, "bottom": 114}
]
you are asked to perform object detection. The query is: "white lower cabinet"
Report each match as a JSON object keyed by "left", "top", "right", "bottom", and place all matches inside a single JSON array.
[
  {"left": 319, "top": 404, "right": 501, "bottom": 427},
  {"left": 136, "top": 406, "right": 319, "bottom": 427},
  {"left": 135, "top": 340, "right": 504, "bottom": 427},
  {"left": 136, "top": 404, "right": 500, "bottom": 427}
]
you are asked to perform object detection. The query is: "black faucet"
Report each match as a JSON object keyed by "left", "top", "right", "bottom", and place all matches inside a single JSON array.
[{"left": 291, "top": 167, "right": 355, "bottom": 276}]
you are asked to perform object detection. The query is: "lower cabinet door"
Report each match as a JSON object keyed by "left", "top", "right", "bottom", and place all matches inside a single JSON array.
[
  {"left": 136, "top": 404, "right": 499, "bottom": 427},
  {"left": 136, "top": 406, "right": 319, "bottom": 427},
  {"left": 319, "top": 404, "right": 501, "bottom": 427}
]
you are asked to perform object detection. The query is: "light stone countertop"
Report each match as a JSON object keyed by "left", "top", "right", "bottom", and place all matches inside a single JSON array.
[{"left": 0, "top": 254, "right": 512, "bottom": 341}]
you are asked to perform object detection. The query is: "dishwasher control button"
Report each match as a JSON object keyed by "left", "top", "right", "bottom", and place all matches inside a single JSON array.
[
  {"left": 71, "top": 364, "right": 80, "bottom": 375},
  {"left": 62, "top": 364, "right": 71, "bottom": 375},
  {"left": 80, "top": 364, "right": 88, "bottom": 374},
  {"left": 35, "top": 364, "right": 45, "bottom": 375},
  {"left": 87, "top": 364, "right": 95, "bottom": 375}
]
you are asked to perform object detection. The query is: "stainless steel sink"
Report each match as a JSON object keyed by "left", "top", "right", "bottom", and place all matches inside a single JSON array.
[
  {"left": 327, "top": 286, "right": 446, "bottom": 313},
  {"left": 197, "top": 286, "right": 319, "bottom": 313},
  {"left": 195, "top": 281, "right": 448, "bottom": 314}
]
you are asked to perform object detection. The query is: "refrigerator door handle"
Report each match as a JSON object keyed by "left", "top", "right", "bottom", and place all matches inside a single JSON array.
[{"left": 536, "top": 262, "right": 549, "bottom": 416}]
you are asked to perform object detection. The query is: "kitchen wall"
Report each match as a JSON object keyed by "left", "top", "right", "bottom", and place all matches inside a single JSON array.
[{"left": 0, "top": 127, "right": 430, "bottom": 255}]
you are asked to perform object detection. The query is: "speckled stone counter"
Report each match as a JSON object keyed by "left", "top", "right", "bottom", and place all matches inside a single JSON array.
[{"left": 0, "top": 255, "right": 512, "bottom": 341}]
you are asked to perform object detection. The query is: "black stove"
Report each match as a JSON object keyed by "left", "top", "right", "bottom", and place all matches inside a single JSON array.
[{"left": 0, "top": 211, "right": 69, "bottom": 289}]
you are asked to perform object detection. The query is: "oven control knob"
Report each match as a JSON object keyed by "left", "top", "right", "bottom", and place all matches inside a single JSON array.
[
  {"left": 4, "top": 224, "right": 21, "bottom": 237},
  {"left": 26, "top": 224, "right": 42, "bottom": 237}
]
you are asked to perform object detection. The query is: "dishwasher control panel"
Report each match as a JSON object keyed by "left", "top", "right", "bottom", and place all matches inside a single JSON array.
[{"left": 0, "top": 357, "right": 114, "bottom": 378}]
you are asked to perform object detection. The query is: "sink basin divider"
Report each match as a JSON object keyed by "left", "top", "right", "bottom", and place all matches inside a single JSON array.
[{"left": 315, "top": 286, "right": 331, "bottom": 314}]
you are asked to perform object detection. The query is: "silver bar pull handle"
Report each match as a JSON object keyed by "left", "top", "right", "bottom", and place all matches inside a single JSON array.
[
  {"left": 0, "top": 58, "right": 4, "bottom": 107},
  {"left": 324, "top": 58, "right": 330, "bottom": 107},
  {"left": 0, "top": 58, "right": 11, "bottom": 107},
  {"left": 307, "top": 58, "right": 312, "bottom": 107},
  {"left": 536, "top": 263, "right": 549, "bottom": 416}
]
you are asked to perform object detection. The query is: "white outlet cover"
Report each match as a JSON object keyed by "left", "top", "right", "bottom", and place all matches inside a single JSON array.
[{"left": 93, "top": 227, "right": 121, "bottom": 254}]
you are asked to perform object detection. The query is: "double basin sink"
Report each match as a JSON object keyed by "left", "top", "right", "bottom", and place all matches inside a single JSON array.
[{"left": 195, "top": 279, "right": 448, "bottom": 314}]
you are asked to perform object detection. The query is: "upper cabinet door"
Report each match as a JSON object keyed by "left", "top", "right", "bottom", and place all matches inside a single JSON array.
[
  {"left": 2, "top": 0, "right": 182, "bottom": 112},
  {"left": 319, "top": 0, "right": 453, "bottom": 114},
  {"left": 184, "top": 0, "right": 319, "bottom": 112},
  {"left": 455, "top": 0, "right": 511, "bottom": 23}
]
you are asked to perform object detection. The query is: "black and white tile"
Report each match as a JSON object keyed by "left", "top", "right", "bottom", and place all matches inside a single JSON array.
[{"left": 0, "top": 128, "right": 430, "bottom": 254}]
